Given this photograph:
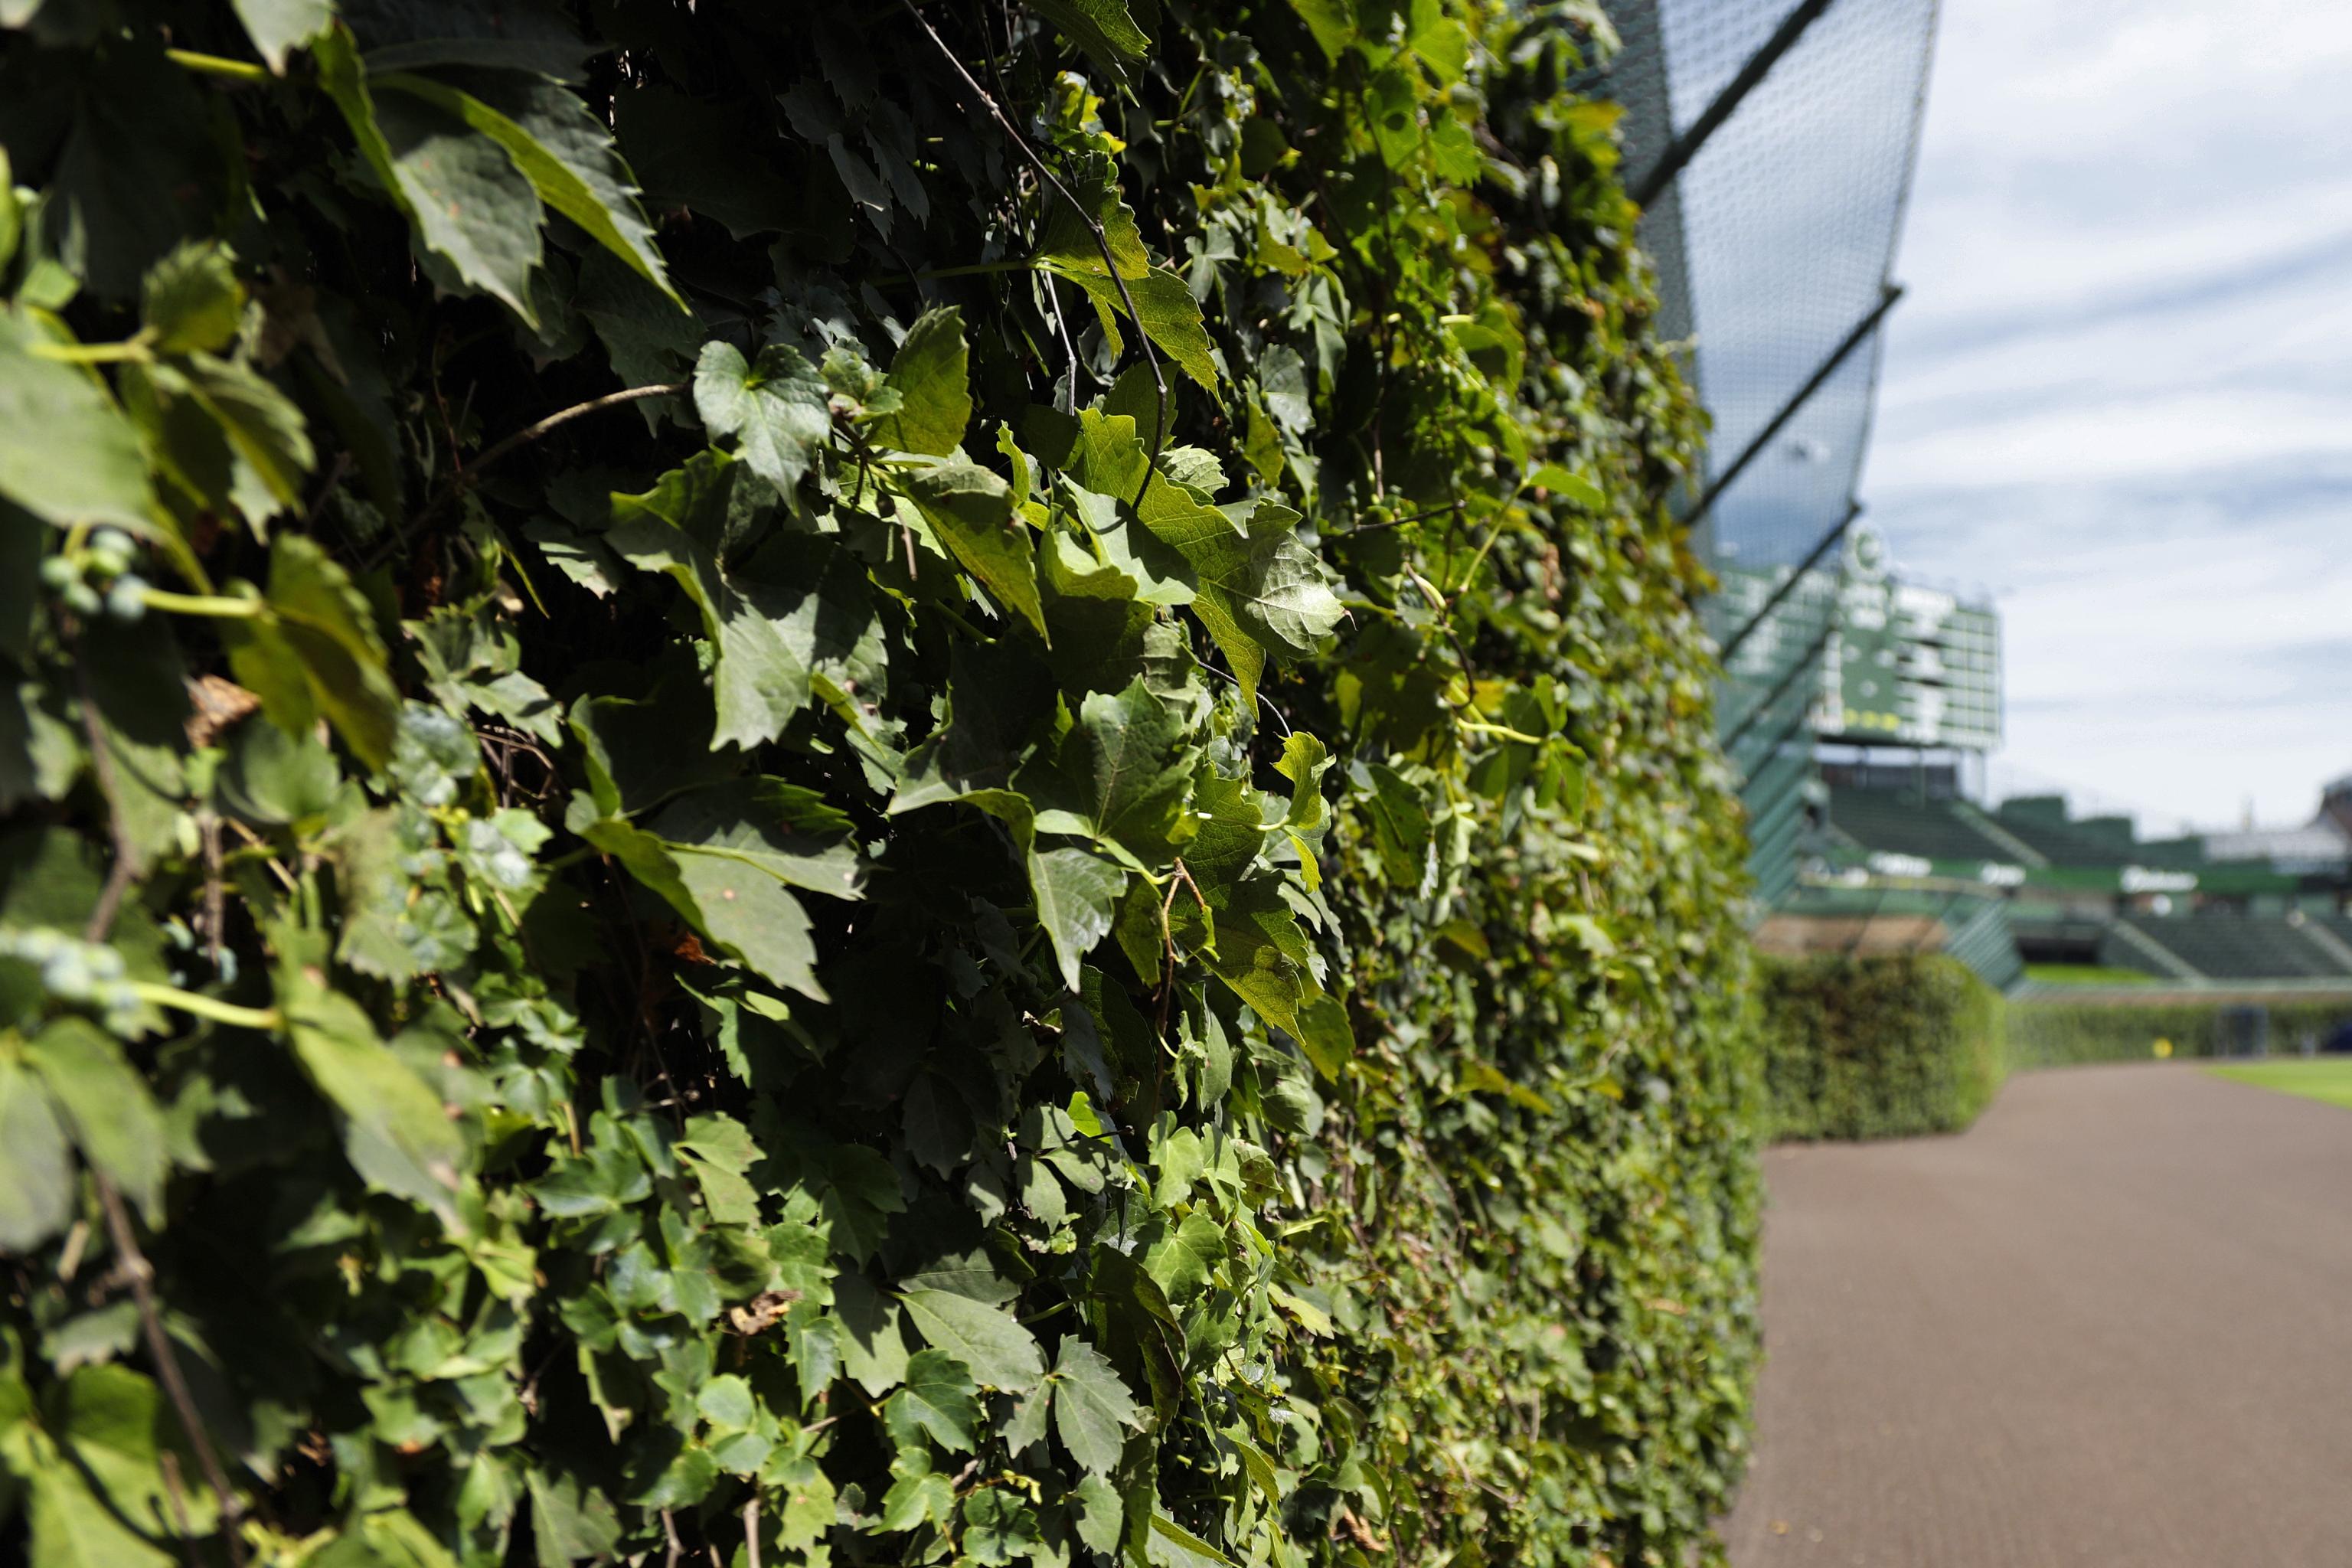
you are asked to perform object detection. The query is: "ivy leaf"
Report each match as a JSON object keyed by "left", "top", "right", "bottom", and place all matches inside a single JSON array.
[
  {"left": 573, "top": 805, "right": 827, "bottom": 1001},
  {"left": 54, "top": 1363, "right": 221, "bottom": 1537},
  {"left": 900, "top": 1287, "right": 1044, "bottom": 1392},
  {"left": 1276, "top": 732, "right": 1333, "bottom": 832},
  {"left": 896, "top": 462, "right": 1049, "bottom": 642},
  {"left": 1027, "top": 848, "right": 1127, "bottom": 995},
  {"left": 374, "top": 70, "right": 681, "bottom": 308},
  {"left": 606, "top": 454, "right": 815, "bottom": 750},
  {"left": 140, "top": 241, "right": 244, "bottom": 356},
  {"left": 871, "top": 307, "right": 972, "bottom": 456},
  {"left": 278, "top": 945, "right": 466, "bottom": 1225},
  {"left": 1293, "top": 991, "right": 1356, "bottom": 1080},
  {"left": 879, "top": 1455, "right": 956, "bottom": 1532},
  {"left": 0, "top": 309, "right": 157, "bottom": 532},
  {"left": 0, "top": 1054, "right": 73, "bottom": 1253},
  {"left": 814, "top": 1145, "right": 906, "bottom": 1264},
  {"left": 1050, "top": 1338, "right": 1142, "bottom": 1477},
  {"left": 1145, "top": 501, "right": 1342, "bottom": 704},
  {"left": 650, "top": 782, "right": 864, "bottom": 902},
  {"left": 1022, "top": 680, "right": 1197, "bottom": 863},
  {"left": 230, "top": 0, "right": 335, "bottom": 72},
  {"left": 322, "top": 32, "right": 545, "bottom": 323},
  {"left": 693, "top": 341, "right": 831, "bottom": 499},
  {"left": 1149, "top": 1512, "right": 1240, "bottom": 1568},
  {"left": 25, "top": 1462, "right": 174, "bottom": 1568},
  {"left": 23, "top": 1017, "right": 168, "bottom": 1221},
  {"left": 172, "top": 353, "right": 315, "bottom": 516},
  {"left": 1026, "top": 0, "right": 1150, "bottom": 77},
  {"left": 884, "top": 1348, "right": 982, "bottom": 1452},
  {"left": 1070, "top": 1474, "right": 1125, "bottom": 1555},
  {"left": 222, "top": 534, "right": 402, "bottom": 770},
  {"left": 528, "top": 1472, "right": 622, "bottom": 1567},
  {"left": 1037, "top": 181, "right": 1218, "bottom": 395},
  {"left": 834, "top": 1274, "right": 913, "bottom": 1393}
]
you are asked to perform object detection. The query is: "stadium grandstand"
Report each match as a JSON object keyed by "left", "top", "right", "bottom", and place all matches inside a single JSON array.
[{"left": 1597, "top": 2, "right": 2352, "bottom": 1003}]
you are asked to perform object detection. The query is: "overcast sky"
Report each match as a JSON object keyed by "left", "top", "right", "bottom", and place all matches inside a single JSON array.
[{"left": 1860, "top": 0, "right": 2352, "bottom": 834}]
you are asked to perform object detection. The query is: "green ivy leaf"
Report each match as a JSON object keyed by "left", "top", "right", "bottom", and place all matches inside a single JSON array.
[
  {"left": 871, "top": 307, "right": 972, "bottom": 456},
  {"left": 139, "top": 241, "right": 244, "bottom": 356},
  {"left": 900, "top": 1287, "right": 1044, "bottom": 1392},
  {"left": 884, "top": 1348, "right": 981, "bottom": 1452},
  {"left": 0, "top": 309, "right": 156, "bottom": 532},
  {"left": 26, "top": 1458, "right": 174, "bottom": 1568},
  {"left": 1036, "top": 178, "right": 1219, "bottom": 395},
  {"left": 1027, "top": 848, "right": 1128, "bottom": 995},
  {"left": 1026, "top": 0, "right": 1150, "bottom": 76},
  {"left": 318, "top": 31, "right": 544, "bottom": 323},
  {"left": 23, "top": 1016, "right": 168, "bottom": 1221},
  {"left": 1049, "top": 1337, "right": 1142, "bottom": 1477},
  {"left": 896, "top": 461, "right": 1049, "bottom": 642},
  {"left": 279, "top": 946, "right": 467, "bottom": 1225},
  {"left": 0, "top": 1054, "right": 73, "bottom": 1253},
  {"left": 1022, "top": 679, "right": 1197, "bottom": 863},
  {"left": 230, "top": 0, "right": 335, "bottom": 72},
  {"left": 223, "top": 534, "right": 401, "bottom": 770},
  {"left": 606, "top": 454, "right": 816, "bottom": 750},
  {"left": 374, "top": 70, "right": 682, "bottom": 309},
  {"left": 54, "top": 1363, "right": 220, "bottom": 1537},
  {"left": 692, "top": 341, "right": 831, "bottom": 499}
]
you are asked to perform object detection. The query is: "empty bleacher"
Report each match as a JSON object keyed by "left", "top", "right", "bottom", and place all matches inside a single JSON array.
[
  {"left": 1825, "top": 788, "right": 2017, "bottom": 866},
  {"left": 2108, "top": 916, "right": 2352, "bottom": 982}
]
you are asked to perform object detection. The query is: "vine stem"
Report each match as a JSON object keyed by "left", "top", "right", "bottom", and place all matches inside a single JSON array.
[
  {"left": 895, "top": 0, "right": 1169, "bottom": 508},
  {"left": 127, "top": 982, "right": 284, "bottom": 1031},
  {"left": 139, "top": 588, "right": 266, "bottom": 620},
  {"left": 413, "top": 382, "right": 682, "bottom": 531},
  {"left": 166, "top": 47, "right": 270, "bottom": 83},
  {"left": 73, "top": 656, "right": 250, "bottom": 1567}
]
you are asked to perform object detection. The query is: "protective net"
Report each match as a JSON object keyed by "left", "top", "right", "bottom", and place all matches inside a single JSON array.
[{"left": 1593, "top": 0, "right": 1940, "bottom": 904}]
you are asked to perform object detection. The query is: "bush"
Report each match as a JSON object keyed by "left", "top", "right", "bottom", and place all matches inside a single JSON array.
[
  {"left": 1761, "top": 956, "right": 2004, "bottom": 1139},
  {"left": 2010, "top": 996, "right": 2352, "bottom": 1066},
  {"left": 0, "top": 5, "right": 1759, "bottom": 1568}
]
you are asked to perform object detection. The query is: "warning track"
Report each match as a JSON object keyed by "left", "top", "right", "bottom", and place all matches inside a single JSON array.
[{"left": 1724, "top": 1063, "right": 2352, "bottom": 1566}]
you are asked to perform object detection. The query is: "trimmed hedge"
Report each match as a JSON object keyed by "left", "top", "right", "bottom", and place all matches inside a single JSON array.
[
  {"left": 0, "top": 5, "right": 1761, "bottom": 1568},
  {"left": 2010, "top": 996, "right": 2352, "bottom": 1067},
  {"left": 1761, "top": 956, "right": 2004, "bottom": 1140}
]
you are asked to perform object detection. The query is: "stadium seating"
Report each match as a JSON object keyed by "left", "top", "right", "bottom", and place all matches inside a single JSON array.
[
  {"left": 1825, "top": 788, "right": 2017, "bottom": 865},
  {"left": 1989, "top": 811, "right": 2186, "bottom": 868},
  {"left": 2109, "top": 916, "right": 2352, "bottom": 982}
]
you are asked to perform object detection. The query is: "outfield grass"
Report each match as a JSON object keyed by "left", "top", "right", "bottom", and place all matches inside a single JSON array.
[
  {"left": 2208, "top": 1059, "right": 2352, "bottom": 1111},
  {"left": 2024, "top": 963, "right": 2158, "bottom": 986}
]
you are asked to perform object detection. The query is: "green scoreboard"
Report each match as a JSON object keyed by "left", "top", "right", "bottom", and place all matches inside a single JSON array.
[{"left": 1718, "top": 524, "right": 2001, "bottom": 753}]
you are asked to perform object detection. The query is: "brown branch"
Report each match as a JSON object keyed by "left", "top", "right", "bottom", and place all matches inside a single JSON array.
[
  {"left": 74, "top": 646, "right": 250, "bottom": 1568},
  {"left": 414, "top": 382, "right": 682, "bottom": 530},
  {"left": 96, "top": 1178, "right": 248, "bottom": 1566}
]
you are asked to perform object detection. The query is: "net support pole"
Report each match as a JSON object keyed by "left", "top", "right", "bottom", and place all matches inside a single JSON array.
[
  {"left": 1685, "top": 284, "right": 1903, "bottom": 533},
  {"left": 1632, "top": 0, "right": 1841, "bottom": 208},
  {"left": 1724, "top": 612, "right": 1838, "bottom": 753},
  {"left": 1716, "top": 499, "right": 1863, "bottom": 664}
]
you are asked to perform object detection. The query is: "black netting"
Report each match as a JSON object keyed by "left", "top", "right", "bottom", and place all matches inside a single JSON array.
[{"left": 1593, "top": 0, "right": 1940, "bottom": 905}]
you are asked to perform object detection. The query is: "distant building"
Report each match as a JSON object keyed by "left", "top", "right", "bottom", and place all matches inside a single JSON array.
[{"left": 2203, "top": 778, "right": 2352, "bottom": 877}]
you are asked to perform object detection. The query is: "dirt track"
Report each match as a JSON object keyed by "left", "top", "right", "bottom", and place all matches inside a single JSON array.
[{"left": 1723, "top": 1063, "right": 2352, "bottom": 1566}]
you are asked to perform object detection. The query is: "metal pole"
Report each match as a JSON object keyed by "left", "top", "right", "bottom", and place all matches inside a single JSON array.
[
  {"left": 1725, "top": 612, "right": 1838, "bottom": 753},
  {"left": 1632, "top": 0, "right": 1841, "bottom": 207},
  {"left": 1685, "top": 285, "right": 1904, "bottom": 532},
  {"left": 1717, "top": 501, "right": 1862, "bottom": 664}
]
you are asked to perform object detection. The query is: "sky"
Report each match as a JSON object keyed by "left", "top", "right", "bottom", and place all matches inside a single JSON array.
[{"left": 1859, "top": 0, "right": 2352, "bottom": 835}]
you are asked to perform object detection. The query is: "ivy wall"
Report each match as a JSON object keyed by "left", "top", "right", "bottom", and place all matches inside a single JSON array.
[{"left": 0, "top": 2, "right": 1761, "bottom": 1566}]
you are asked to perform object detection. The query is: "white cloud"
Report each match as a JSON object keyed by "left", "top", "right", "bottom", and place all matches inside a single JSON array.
[{"left": 1862, "top": 0, "right": 2352, "bottom": 830}]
